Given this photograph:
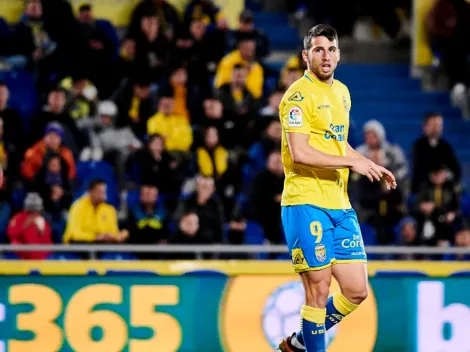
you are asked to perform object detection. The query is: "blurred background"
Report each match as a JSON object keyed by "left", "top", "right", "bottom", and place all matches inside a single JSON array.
[
  {"left": 0, "top": 0, "right": 468, "bottom": 260},
  {"left": 0, "top": 1, "right": 469, "bottom": 351}
]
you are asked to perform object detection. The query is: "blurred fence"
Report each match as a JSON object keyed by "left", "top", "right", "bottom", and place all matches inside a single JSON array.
[{"left": 0, "top": 244, "right": 469, "bottom": 260}]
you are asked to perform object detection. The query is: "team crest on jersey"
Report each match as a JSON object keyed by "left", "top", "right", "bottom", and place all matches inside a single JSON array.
[
  {"left": 315, "top": 244, "right": 327, "bottom": 262},
  {"left": 288, "top": 91, "right": 304, "bottom": 102},
  {"left": 288, "top": 107, "right": 302, "bottom": 127},
  {"left": 343, "top": 96, "right": 350, "bottom": 112}
]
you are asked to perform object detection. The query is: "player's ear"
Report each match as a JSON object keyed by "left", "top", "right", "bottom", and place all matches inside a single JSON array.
[
  {"left": 337, "top": 48, "right": 341, "bottom": 62},
  {"left": 301, "top": 50, "right": 309, "bottom": 64}
]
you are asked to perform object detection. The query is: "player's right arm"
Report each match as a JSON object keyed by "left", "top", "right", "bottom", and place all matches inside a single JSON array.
[{"left": 281, "top": 94, "right": 382, "bottom": 181}]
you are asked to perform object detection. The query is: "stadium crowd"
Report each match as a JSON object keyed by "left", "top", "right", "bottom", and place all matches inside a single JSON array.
[{"left": 0, "top": 0, "right": 468, "bottom": 261}]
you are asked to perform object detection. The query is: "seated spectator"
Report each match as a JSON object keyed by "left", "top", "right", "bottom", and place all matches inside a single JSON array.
[
  {"left": 29, "top": 88, "right": 86, "bottom": 156},
  {"left": 127, "top": 184, "right": 168, "bottom": 258},
  {"left": 169, "top": 211, "right": 201, "bottom": 259},
  {"left": 90, "top": 101, "right": 142, "bottom": 188},
  {"left": 7, "top": 193, "right": 52, "bottom": 260},
  {"left": 131, "top": 14, "right": 172, "bottom": 82},
  {"left": 9, "top": 0, "right": 57, "bottom": 71},
  {"left": 230, "top": 10, "right": 270, "bottom": 60},
  {"left": 126, "top": 134, "right": 184, "bottom": 201},
  {"left": 196, "top": 126, "right": 228, "bottom": 180},
  {"left": 173, "top": 175, "right": 224, "bottom": 244},
  {"left": 443, "top": 228, "right": 470, "bottom": 261},
  {"left": 260, "top": 89, "right": 284, "bottom": 117},
  {"left": 115, "top": 75, "right": 157, "bottom": 141},
  {"left": 63, "top": 179, "right": 128, "bottom": 244},
  {"left": 216, "top": 64, "right": 259, "bottom": 148},
  {"left": 396, "top": 217, "right": 419, "bottom": 260},
  {"left": 249, "top": 150, "right": 284, "bottom": 244},
  {"left": 31, "top": 153, "right": 72, "bottom": 220},
  {"left": 111, "top": 38, "right": 139, "bottom": 93},
  {"left": 215, "top": 33, "right": 264, "bottom": 99},
  {"left": 356, "top": 119, "right": 408, "bottom": 185},
  {"left": 0, "top": 82, "right": 24, "bottom": 180},
  {"left": 243, "top": 118, "right": 282, "bottom": 184},
  {"left": 60, "top": 72, "right": 98, "bottom": 122},
  {"left": 413, "top": 163, "right": 461, "bottom": 246},
  {"left": 280, "top": 51, "right": 306, "bottom": 89},
  {"left": 21, "top": 122, "right": 76, "bottom": 186},
  {"left": 411, "top": 112, "right": 461, "bottom": 193},
  {"left": 147, "top": 94, "right": 193, "bottom": 153},
  {"left": 184, "top": 0, "right": 227, "bottom": 29},
  {"left": 128, "top": 0, "right": 181, "bottom": 40},
  {"left": 161, "top": 64, "right": 190, "bottom": 120}
]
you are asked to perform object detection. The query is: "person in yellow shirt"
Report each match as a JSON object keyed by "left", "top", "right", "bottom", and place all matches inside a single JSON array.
[
  {"left": 214, "top": 33, "right": 264, "bottom": 99},
  {"left": 63, "top": 179, "right": 127, "bottom": 243},
  {"left": 147, "top": 94, "right": 193, "bottom": 152},
  {"left": 277, "top": 25, "right": 397, "bottom": 352}
]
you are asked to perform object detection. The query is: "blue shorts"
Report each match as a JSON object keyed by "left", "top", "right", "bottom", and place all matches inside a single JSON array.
[{"left": 281, "top": 204, "right": 367, "bottom": 272}]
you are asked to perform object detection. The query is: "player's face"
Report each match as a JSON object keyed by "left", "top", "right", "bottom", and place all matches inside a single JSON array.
[
  {"left": 303, "top": 36, "right": 340, "bottom": 82},
  {"left": 0, "top": 86, "right": 9, "bottom": 106}
]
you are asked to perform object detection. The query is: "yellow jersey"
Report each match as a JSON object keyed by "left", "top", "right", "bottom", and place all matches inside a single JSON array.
[{"left": 279, "top": 70, "right": 352, "bottom": 210}]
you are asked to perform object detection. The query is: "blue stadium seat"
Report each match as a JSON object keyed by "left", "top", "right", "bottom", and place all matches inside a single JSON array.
[
  {"left": 360, "top": 223, "right": 377, "bottom": 246},
  {"left": 74, "top": 161, "right": 119, "bottom": 208},
  {"left": 2, "top": 252, "right": 19, "bottom": 260},
  {"left": 99, "top": 253, "right": 138, "bottom": 260},
  {"left": 95, "top": 19, "right": 120, "bottom": 59},
  {"left": 47, "top": 253, "right": 82, "bottom": 260}
]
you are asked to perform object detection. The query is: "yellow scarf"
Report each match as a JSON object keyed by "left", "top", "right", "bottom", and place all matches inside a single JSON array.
[{"left": 197, "top": 146, "right": 228, "bottom": 177}]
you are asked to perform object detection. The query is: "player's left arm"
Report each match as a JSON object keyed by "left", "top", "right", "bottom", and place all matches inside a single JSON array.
[{"left": 346, "top": 143, "right": 397, "bottom": 189}]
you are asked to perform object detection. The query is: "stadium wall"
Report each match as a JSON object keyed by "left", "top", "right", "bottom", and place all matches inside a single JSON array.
[{"left": 0, "top": 261, "right": 468, "bottom": 352}]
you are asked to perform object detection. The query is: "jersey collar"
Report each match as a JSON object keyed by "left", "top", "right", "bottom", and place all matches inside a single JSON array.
[{"left": 303, "top": 70, "right": 335, "bottom": 87}]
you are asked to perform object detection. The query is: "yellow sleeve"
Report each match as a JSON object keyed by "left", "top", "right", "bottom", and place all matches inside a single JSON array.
[
  {"left": 176, "top": 120, "right": 193, "bottom": 152},
  {"left": 280, "top": 90, "right": 314, "bottom": 135},
  {"left": 214, "top": 56, "right": 233, "bottom": 88},
  {"left": 147, "top": 114, "right": 163, "bottom": 136},
  {"left": 63, "top": 203, "right": 94, "bottom": 243},
  {"left": 104, "top": 206, "right": 119, "bottom": 236},
  {"left": 246, "top": 63, "right": 264, "bottom": 99}
]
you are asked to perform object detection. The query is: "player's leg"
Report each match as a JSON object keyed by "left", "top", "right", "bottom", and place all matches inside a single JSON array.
[
  {"left": 279, "top": 205, "right": 335, "bottom": 352},
  {"left": 325, "top": 209, "right": 368, "bottom": 330}
]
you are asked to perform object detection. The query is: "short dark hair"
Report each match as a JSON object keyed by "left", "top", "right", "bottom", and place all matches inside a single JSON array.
[
  {"left": 88, "top": 179, "right": 105, "bottom": 191},
  {"left": 424, "top": 112, "right": 442, "bottom": 124},
  {"left": 303, "top": 24, "right": 338, "bottom": 51},
  {"left": 0, "top": 81, "right": 7, "bottom": 88}
]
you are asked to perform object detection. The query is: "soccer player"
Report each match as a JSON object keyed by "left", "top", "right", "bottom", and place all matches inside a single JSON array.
[{"left": 277, "top": 25, "right": 397, "bottom": 352}]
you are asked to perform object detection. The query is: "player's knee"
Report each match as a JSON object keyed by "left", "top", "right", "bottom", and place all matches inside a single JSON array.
[
  {"left": 305, "top": 280, "right": 330, "bottom": 308},
  {"left": 342, "top": 285, "right": 368, "bottom": 305}
]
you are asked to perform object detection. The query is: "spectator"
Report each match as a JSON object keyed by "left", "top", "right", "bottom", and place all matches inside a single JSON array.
[
  {"left": 356, "top": 120, "right": 408, "bottom": 185},
  {"left": 170, "top": 211, "right": 201, "bottom": 259},
  {"left": 21, "top": 122, "right": 76, "bottom": 185},
  {"left": 127, "top": 184, "right": 168, "bottom": 258},
  {"left": 29, "top": 88, "right": 86, "bottom": 155},
  {"left": 184, "top": 0, "right": 227, "bottom": 30},
  {"left": 63, "top": 179, "right": 128, "bottom": 244},
  {"left": 280, "top": 51, "right": 306, "bottom": 89},
  {"left": 7, "top": 193, "right": 52, "bottom": 260},
  {"left": 414, "top": 163, "right": 460, "bottom": 246},
  {"left": 31, "top": 153, "right": 72, "bottom": 219},
  {"left": 147, "top": 94, "right": 193, "bottom": 152},
  {"left": 427, "top": 0, "right": 470, "bottom": 94},
  {"left": 260, "top": 89, "right": 284, "bottom": 117},
  {"left": 9, "top": 0, "right": 57, "bottom": 72},
  {"left": 165, "top": 65, "right": 190, "bottom": 120},
  {"left": 60, "top": 72, "right": 97, "bottom": 121},
  {"left": 126, "top": 134, "right": 184, "bottom": 198},
  {"left": 115, "top": 75, "right": 157, "bottom": 141},
  {"left": 111, "top": 38, "right": 139, "bottom": 93},
  {"left": 196, "top": 126, "right": 228, "bottom": 180},
  {"left": 411, "top": 112, "right": 461, "bottom": 193},
  {"left": 0, "top": 82, "right": 24, "bottom": 180},
  {"left": 250, "top": 150, "right": 284, "bottom": 244},
  {"left": 216, "top": 64, "right": 259, "bottom": 148},
  {"left": 443, "top": 228, "right": 470, "bottom": 261},
  {"left": 173, "top": 176, "right": 224, "bottom": 244},
  {"left": 131, "top": 14, "right": 173, "bottom": 82},
  {"left": 215, "top": 33, "right": 264, "bottom": 99},
  {"left": 89, "top": 101, "right": 142, "bottom": 188},
  {"left": 129, "top": 0, "right": 181, "bottom": 40},
  {"left": 396, "top": 217, "right": 419, "bottom": 260},
  {"left": 230, "top": 9, "right": 270, "bottom": 60}
]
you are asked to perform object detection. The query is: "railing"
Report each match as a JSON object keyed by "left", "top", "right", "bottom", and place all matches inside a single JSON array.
[{"left": 0, "top": 244, "right": 469, "bottom": 260}]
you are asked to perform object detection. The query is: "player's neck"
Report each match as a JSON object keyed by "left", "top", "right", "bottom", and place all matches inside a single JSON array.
[{"left": 308, "top": 69, "right": 334, "bottom": 86}]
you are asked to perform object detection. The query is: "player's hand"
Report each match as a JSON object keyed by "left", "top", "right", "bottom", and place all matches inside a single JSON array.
[
  {"left": 376, "top": 165, "right": 397, "bottom": 190},
  {"left": 351, "top": 158, "right": 383, "bottom": 182}
]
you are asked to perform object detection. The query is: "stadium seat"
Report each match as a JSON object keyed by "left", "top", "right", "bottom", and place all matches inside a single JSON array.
[
  {"left": 47, "top": 253, "right": 82, "bottom": 260},
  {"left": 2, "top": 252, "right": 19, "bottom": 260},
  {"left": 360, "top": 223, "right": 377, "bottom": 246},
  {"left": 74, "top": 161, "right": 120, "bottom": 208},
  {"left": 99, "top": 253, "right": 138, "bottom": 260}
]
